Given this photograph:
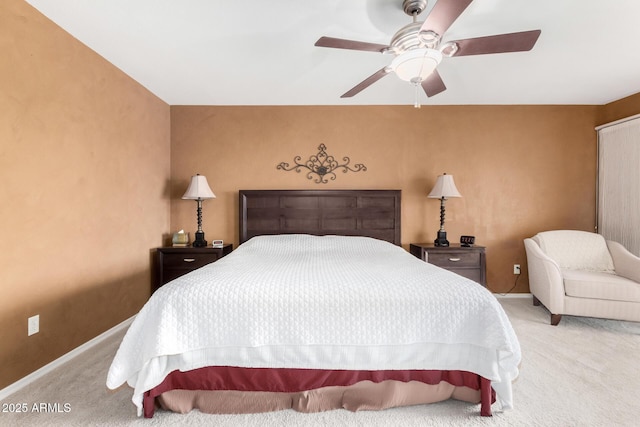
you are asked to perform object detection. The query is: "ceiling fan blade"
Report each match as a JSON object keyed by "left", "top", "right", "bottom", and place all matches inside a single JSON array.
[
  {"left": 421, "top": 70, "right": 447, "bottom": 97},
  {"left": 420, "top": 0, "right": 473, "bottom": 37},
  {"left": 315, "top": 36, "right": 389, "bottom": 53},
  {"left": 341, "top": 68, "right": 390, "bottom": 98},
  {"left": 451, "top": 30, "right": 542, "bottom": 56}
]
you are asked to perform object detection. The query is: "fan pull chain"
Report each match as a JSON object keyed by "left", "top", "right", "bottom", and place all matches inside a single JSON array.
[{"left": 413, "top": 47, "right": 430, "bottom": 109}]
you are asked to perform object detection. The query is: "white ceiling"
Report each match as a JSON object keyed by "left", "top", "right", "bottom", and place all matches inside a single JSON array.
[{"left": 25, "top": 0, "right": 640, "bottom": 106}]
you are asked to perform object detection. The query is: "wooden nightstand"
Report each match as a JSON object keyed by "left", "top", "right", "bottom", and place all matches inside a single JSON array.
[
  {"left": 409, "top": 243, "right": 486, "bottom": 287},
  {"left": 155, "top": 244, "right": 233, "bottom": 290}
]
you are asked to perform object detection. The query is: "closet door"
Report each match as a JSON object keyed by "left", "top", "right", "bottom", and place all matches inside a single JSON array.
[{"left": 597, "top": 117, "right": 640, "bottom": 256}]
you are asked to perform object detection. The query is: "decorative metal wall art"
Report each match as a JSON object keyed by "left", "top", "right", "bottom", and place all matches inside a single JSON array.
[{"left": 277, "top": 144, "right": 367, "bottom": 184}]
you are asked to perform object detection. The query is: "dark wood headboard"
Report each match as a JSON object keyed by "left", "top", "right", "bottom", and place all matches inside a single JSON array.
[{"left": 239, "top": 190, "right": 401, "bottom": 245}]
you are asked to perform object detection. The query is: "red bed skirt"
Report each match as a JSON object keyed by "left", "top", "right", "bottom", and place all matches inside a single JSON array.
[{"left": 143, "top": 367, "right": 495, "bottom": 418}]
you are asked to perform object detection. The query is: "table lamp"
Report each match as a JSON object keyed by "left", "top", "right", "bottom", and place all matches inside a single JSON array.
[
  {"left": 428, "top": 173, "right": 462, "bottom": 247},
  {"left": 182, "top": 174, "right": 216, "bottom": 247}
]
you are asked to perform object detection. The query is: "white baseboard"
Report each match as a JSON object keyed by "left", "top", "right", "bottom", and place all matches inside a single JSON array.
[
  {"left": 494, "top": 292, "right": 532, "bottom": 299},
  {"left": 0, "top": 316, "right": 134, "bottom": 402}
]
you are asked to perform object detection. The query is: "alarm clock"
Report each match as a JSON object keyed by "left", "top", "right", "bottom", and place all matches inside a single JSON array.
[
  {"left": 460, "top": 235, "right": 475, "bottom": 247},
  {"left": 211, "top": 239, "right": 224, "bottom": 248}
]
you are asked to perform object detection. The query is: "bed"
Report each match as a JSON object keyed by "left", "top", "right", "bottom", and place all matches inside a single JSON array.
[{"left": 106, "top": 190, "right": 521, "bottom": 419}]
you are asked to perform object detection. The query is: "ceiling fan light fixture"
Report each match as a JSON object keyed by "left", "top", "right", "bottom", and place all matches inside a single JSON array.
[
  {"left": 390, "top": 48, "right": 442, "bottom": 82},
  {"left": 315, "top": 0, "right": 542, "bottom": 102}
]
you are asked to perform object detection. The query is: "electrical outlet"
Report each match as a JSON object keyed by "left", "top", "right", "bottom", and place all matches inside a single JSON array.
[
  {"left": 28, "top": 315, "right": 39, "bottom": 336},
  {"left": 513, "top": 264, "right": 521, "bottom": 275}
]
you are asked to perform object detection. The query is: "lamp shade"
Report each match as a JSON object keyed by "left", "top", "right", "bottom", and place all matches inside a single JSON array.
[
  {"left": 427, "top": 173, "right": 462, "bottom": 199},
  {"left": 182, "top": 174, "right": 216, "bottom": 200}
]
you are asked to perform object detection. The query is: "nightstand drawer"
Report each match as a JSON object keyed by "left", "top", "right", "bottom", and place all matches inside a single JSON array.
[
  {"left": 161, "top": 267, "right": 199, "bottom": 284},
  {"left": 448, "top": 268, "right": 483, "bottom": 283},
  {"left": 155, "top": 244, "right": 233, "bottom": 291},
  {"left": 426, "top": 251, "right": 481, "bottom": 268},
  {"left": 409, "top": 243, "right": 487, "bottom": 287},
  {"left": 161, "top": 253, "right": 220, "bottom": 269}
]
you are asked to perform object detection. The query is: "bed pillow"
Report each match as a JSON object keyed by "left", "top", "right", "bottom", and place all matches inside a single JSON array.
[{"left": 534, "top": 230, "right": 615, "bottom": 273}]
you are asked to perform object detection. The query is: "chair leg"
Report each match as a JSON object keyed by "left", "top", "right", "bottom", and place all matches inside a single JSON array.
[{"left": 531, "top": 295, "right": 561, "bottom": 325}]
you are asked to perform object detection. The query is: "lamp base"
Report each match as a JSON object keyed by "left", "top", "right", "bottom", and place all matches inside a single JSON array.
[
  {"left": 434, "top": 231, "right": 449, "bottom": 247},
  {"left": 192, "top": 231, "right": 208, "bottom": 248}
]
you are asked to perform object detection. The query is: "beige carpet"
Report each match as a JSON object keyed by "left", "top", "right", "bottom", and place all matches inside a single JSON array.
[{"left": 2, "top": 297, "right": 639, "bottom": 426}]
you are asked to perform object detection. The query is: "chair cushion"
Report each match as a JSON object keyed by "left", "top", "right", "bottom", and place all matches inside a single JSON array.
[
  {"left": 534, "top": 230, "right": 615, "bottom": 273},
  {"left": 563, "top": 270, "right": 640, "bottom": 303}
]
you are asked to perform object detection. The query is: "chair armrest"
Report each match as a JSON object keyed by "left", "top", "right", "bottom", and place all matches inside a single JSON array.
[
  {"left": 524, "top": 238, "right": 566, "bottom": 313},
  {"left": 607, "top": 241, "right": 640, "bottom": 283}
]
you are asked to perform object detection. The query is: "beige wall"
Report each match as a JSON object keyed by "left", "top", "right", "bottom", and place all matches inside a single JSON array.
[
  {"left": 597, "top": 92, "right": 640, "bottom": 126},
  {"left": 0, "top": 0, "right": 171, "bottom": 388},
  {"left": 170, "top": 105, "right": 599, "bottom": 293}
]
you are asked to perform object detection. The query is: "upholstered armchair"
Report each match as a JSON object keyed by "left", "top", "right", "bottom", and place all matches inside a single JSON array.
[{"left": 524, "top": 230, "right": 640, "bottom": 325}]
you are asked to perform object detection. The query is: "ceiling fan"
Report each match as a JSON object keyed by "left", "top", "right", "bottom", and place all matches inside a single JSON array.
[{"left": 315, "top": 0, "right": 541, "bottom": 102}]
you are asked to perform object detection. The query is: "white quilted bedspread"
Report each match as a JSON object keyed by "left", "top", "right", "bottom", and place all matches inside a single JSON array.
[{"left": 106, "top": 235, "right": 521, "bottom": 415}]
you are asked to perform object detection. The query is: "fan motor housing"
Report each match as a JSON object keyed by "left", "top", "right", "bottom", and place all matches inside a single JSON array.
[{"left": 390, "top": 22, "right": 428, "bottom": 54}]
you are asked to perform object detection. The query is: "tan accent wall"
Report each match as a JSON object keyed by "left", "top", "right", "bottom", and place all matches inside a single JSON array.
[
  {"left": 0, "top": 0, "right": 171, "bottom": 388},
  {"left": 170, "top": 105, "right": 599, "bottom": 293},
  {"left": 597, "top": 92, "right": 640, "bottom": 126}
]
